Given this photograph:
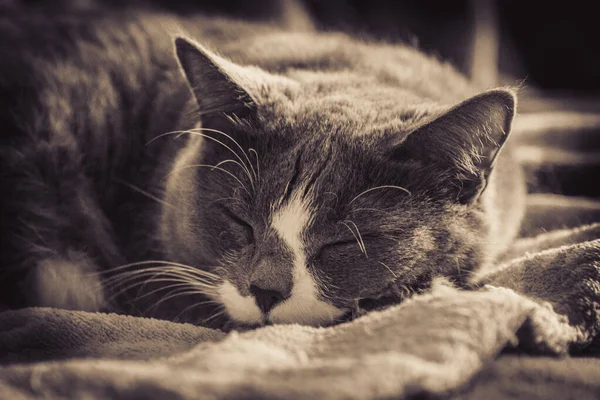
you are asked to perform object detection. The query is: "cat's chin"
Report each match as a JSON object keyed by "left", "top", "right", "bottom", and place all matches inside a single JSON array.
[
  {"left": 224, "top": 315, "right": 348, "bottom": 331},
  {"left": 209, "top": 286, "right": 426, "bottom": 330},
  {"left": 216, "top": 305, "right": 351, "bottom": 330}
]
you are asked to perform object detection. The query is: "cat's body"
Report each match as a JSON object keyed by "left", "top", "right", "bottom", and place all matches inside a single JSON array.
[{"left": 0, "top": 8, "right": 525, "bottom": 327}]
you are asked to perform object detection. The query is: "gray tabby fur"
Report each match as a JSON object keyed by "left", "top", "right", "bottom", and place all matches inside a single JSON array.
[{"left": 0, "top": 7, "right": 526, "bottom": 327}]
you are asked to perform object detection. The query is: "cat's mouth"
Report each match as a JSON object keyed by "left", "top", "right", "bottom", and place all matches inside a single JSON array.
[
  {"left": 216, "top": 294, "right": 406, "bottom": 330},
  {"left": 328, "top": 295, "right": 403, "bottom": 324},
  {"left": 357, "top": 295, "right": 402, "bottom": 311},
  {"left": 338, "top": 279, "right": 436, "bottom": 323}
]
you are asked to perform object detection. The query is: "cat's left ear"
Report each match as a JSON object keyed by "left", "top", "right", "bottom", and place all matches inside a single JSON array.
[
  {"left": 391, "top": 89, "right": 516, "bottom": 204},
  {"left": 175, "top": 37, "right": 257, "bottom": 120}
]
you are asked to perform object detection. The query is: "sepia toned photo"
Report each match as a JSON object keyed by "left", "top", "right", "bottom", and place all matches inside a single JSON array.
[{"left": 0, "top": 1, "right": 599, "bottom": 398}]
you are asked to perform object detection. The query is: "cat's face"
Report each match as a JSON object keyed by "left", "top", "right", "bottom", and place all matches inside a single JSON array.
[{"left": 160, "top": 38, "right": 515, "bottom": 327}]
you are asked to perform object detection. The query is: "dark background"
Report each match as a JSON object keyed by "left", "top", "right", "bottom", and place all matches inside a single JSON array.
[
  {"left": 305, "top": 0, "right": 600, "bottom": 94},
  {"left": 15, "top": 0, "right": 600, "bottom": 95}
]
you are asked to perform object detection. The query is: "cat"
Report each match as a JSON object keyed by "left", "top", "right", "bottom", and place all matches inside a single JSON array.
[{"left": 0, "top": 6, "right": 526, "bottom": 328}]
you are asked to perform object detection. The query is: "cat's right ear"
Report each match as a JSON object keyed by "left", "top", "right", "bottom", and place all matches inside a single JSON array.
[
  {"left": 175, "top": 37, "right": 257, "bottom": 120},
  {"left": 390, "top": 89, "right": 516, "bottom": 204}
]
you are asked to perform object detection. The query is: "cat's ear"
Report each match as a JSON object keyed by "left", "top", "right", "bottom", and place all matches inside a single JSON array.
[
  {"left": 175, "top": 37, "right": 257, "bottom": 119},
  {"left": 392, "top": 89, "right": 516, "bottom": 204}
]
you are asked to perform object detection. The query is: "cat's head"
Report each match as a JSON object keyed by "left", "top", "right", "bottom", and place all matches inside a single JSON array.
[{"left": 160, "top": 37, "right": 516, "bottom": 327}]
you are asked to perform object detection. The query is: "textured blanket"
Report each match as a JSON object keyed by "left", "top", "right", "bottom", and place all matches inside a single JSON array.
[{"left": 1, "top": 108, "right": 599, "bottom": 399}]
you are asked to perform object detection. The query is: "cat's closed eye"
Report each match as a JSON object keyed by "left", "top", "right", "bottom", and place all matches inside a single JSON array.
[
  {"left": 218, "top": 206, "right": 254, "bottom": 246},
  {"left": 313, "top": 236, "right": 375, "bottom": 261}
]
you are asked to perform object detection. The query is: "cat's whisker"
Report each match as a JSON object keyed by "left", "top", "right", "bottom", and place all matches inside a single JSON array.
[
  {"left": 174, "top": 300, "right": 223, "bottom": 323},
  {"left": 132, "top": 268, "right": 179, "bottom": 299},
  {"left": 17, "top": 217, "right": 49, "bottom": 246},
  {"left": 341, "top": 220, "right": 367, "bottom": 257},
  {"left": 11, "top": 233, "right": 57, "bottom": 256},
  {"left": 346, "top": 220, "right": 367, "bottom": 257},
  {"left": 349, "top": 207, "right": 392, "bottom": 215},
  {"left": 321, "top": 192, "right": 339, "bottom": 208},
  {"left": 248, "top": 148, "right": 259, "bottom": 178},
  {"left": 212, "top": 265, "right": 230, "bottom": 279},
  {"left": 312, "top": 271, "right": 338, "bottom": 295},
  {"left": 194, "top": 127, "right": 257, "bottom": 183},
  {"left": 212, "top": 159, "right": 242, "bottom": 171},
  {"left": 103, "top": 269, "right": 219, "bottom": 292},
  {"left": 379, "top": 261, "right": 398, "bottom": 278},
  {"left": 340, "top": 221, "right": 360, "bottom": 251},
  {"left": 185, "top": 129, "right": 255, "bottom": 187},
  {"left": 111, "top": 281, "right": 195, "bottom": 304},
  {"left": 98, "top": 260, "right": 221, "bottom": 279},
  {"left": 162, "top": 159, "right": 245, "bottom": 186},
  {"left": 133, "top": 281, "right": 201, "bottom": 301},
  {"left": 208, "top": 196, "right": 245, "bottom": 207},
  {"left": 105, "top": 277, "right": 200, "bottom": 302},
  {"left": 145, "top": 130, "right": 190, "bottom": 146},
  {"left": 151, "top": 129, "right": 255, "bottom": 186},
  {"left": 167, "top": 164, "right": 250, "bottom": 196},
  {"left": 157, "top": 264, "right": 222, "bottom": 280},
  {"left": 101, "top": 266, "right": 214, "bottom": 285},
  {"left": 151, "top": 266, "right": 221, "bottom": 286},
  {"left": 101, "top": 266, "right": 220, "bottom": 297},
  {"left": 112, "top": 178, "right": 176, "bottom": 209},
  {"left": 163, "top": 158, "right": 249, "bottom": 187},
  {"left": 323, "top": 279, "right": 342, "bottom": 292},
  {"left": 317, "top": 269, "right": 342, "bottom": 290},
  {"left": 106, "top": 267, "right": 179, "bottom": 299},
  {"left": 139, "top": 287, "right": 203, "bottom": 317},
  {"left": 198, "top": 307, "right": 227, "bottom": 327},
  {"left": 349, "top": 185, "right": 411, "bottom": 205},
  {"left": 454, "top": 258, "right": 462, "bottom": 277},
  {"left": 201, "top": 311, "right": 226, "bottom": 327},
  {"left": 144, "top": 288, "right": 209, "bottom": 315},
  {"left": 128, "top": 267, "right": 218, "bottom": 299},
  {"left": 102, "top": 270, "right": 194, "bottom": 287},
  {"left": 389, "top": 281, "right": 415, "bottom": 300},
  {"left": 316, "top": 288, "right": 336, "bottom": 302}
]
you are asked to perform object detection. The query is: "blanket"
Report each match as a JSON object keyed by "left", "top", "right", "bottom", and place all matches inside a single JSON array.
[{"left": 1, "top": 107, "right": 599, "bottom": 399}]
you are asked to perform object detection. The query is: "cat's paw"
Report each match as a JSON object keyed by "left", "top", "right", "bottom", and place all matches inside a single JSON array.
[
  {"left": 27, "top": 253, "right": 105, "bottom": 312},
  {"left": 526, "top": 240, "right": 600, "bottom": 348}
]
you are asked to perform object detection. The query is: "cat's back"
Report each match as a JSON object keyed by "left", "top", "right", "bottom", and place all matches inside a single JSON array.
[
  {"left": 0, "top": 9, "right": 285, "bottom": 190},
  {"left": 0, "top": 10, "right": 274, "bottom": 139},
  {"left": 0, "top": 8, "right": 473, "bottom": 139},
  {"left": 223, "top": 31, "right": 475, "bottom": 103}
]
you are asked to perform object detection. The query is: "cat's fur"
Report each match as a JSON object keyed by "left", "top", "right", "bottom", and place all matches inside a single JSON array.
[{"left": 0, "top": 7, "right": 526, "bottom": 327}]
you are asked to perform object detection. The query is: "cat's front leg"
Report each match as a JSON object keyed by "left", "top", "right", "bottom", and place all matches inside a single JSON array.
[
  {"left": 25, "top": 250, "right": 105, "bottom": 312},
  {"left": 474, "top": 238, "right": 600, "bottom": 347},
  {"left": 0, "top": 124, "right": 126, "bottom": 312}
]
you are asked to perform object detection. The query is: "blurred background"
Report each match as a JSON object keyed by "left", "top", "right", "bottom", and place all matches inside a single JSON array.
[{"left": 13, "top": 0, "right": 600, "bottom": 105}]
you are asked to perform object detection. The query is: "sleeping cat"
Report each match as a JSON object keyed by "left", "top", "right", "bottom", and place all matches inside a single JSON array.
[{"left": 0, "top": 7, "right": 526, "bottom": 327}]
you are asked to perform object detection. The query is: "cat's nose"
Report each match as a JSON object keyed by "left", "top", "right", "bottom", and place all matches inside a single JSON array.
[{"left": 249, "top": 284, "right": 287, "bottom": 314}]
